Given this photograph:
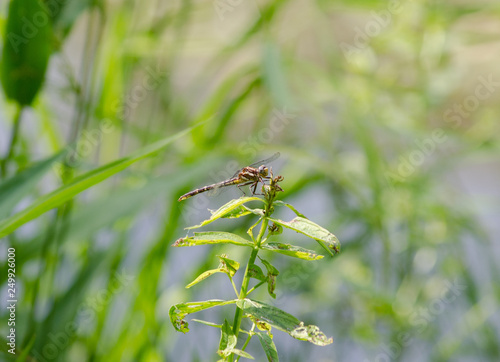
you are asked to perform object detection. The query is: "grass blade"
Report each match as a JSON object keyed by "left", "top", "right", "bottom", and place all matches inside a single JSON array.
[{"left": 0, "top": 125, "right": 196, "bottom": 238}]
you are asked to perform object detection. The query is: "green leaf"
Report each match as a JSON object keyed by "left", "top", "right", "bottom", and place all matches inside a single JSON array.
[
  {"left": 267, "top": 216, "right": 340, "bottom": 257},
  {"left": 219, "top": 204, "right": 265, "bottom": 219},
  {"left": 1, "top": 0, "right": 52, "bottom": 105},
  {"left": 236, "top": 299, "right": 300, "bottom": 333},
  {"left": 0, "top": 125, "right": 197, "bottom": 238},
  {"left": 261, "top": 243, "right": 324, "bottom": 261},
  {"left": 256, "top": 332, "right": 279, "bottom": 362},
  {"left": 191, "top": 319, "right": 222, "bottom": 329},
  {"left": 255, "top": 320, "right": 272, "bottom": 332},
  {"left": 185, "top": 254, "right": 240, "bottom": 288},
  {"left": 64, "top": 160, "right": 218, "bottom": 244},
  {"left": 16, "top": 333, "right": 36, "bottom": 362},
  {"left": 259, "top": 258, "right": 279, "bottom": 299},
  {"left": 218, "top": 255, "right": 240, "bottom": 277},
  {"left": 236, "top": 299, "right": 333, "bottom": 346},
  {"left": 290, "top": 322, "right": 333, "bottom": 346},
  {"left": 248, "top": 263, "right": 266, "bottom": 282},
  {"left": 0, "top": 150, "right": 65, "bottom": 219},
  {"left": 267, "top": 222, "right": 283, "bottom": 235},
  {"left": 274, "top": 201, "right": 307, "bottom": 218},
  {"left": 173, "top": 231, "right": 253, "bottom": 247},
  {"left": 218, "top": 319, "right": 237, "bottom": 353},
  {"left": 262, "top": 41, "right": 293, "bottom": 108},
  {"left": 228, "top": 348, "right": 254, "bottom": 359},
  {"left": 169, "top": 299, "right": 237, "bottom": 333},
  {"left": 259, "top": 258, "right": 279, "bottom": 277},
  {"left": 34, "top": 249, "right": 111, "bottom": 352},
  {"left": 185, "top": 196, "right": 263, "bottom": 229},
  {"left": 185, "top": 268, "right": 227, "bottom": 289},
  {"left": 51, "top": 0, "right": 93, "bottom": 38},
  {"left": 220, "top": 205, "right": 252, "bottom": 219}
]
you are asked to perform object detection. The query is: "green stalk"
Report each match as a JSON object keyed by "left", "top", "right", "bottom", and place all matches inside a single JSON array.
[
  {"left": 1, "top": 105, "right": 23, "bottom": 178},
  {"left": 230, "top": 181, "right": 280, "bottom": 361},
  {"left": 235, "top": 323, "right": 256, "bottom": 362},
  {"left": 231, "top": 216, "right": 269, "bottom": 336}
]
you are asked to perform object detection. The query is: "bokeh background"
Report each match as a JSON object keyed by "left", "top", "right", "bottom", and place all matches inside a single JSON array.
[{"left": 1, "top": 0, "right": 500, "bottom": 361}]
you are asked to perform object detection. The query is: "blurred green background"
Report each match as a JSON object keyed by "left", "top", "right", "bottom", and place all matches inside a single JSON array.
[{"left": 1, "top": 0, "right": 500, "bottom": 361}]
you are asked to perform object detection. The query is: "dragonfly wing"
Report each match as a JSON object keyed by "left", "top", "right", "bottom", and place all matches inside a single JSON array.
[
  {"left": 235, "top": 152, "right": 281, "bottom": 174},
  {"left": 248, "top": 152, "right": 280, "bottom": 168},
  {"left": 231, "top": 153, "right": 281, "bottom": 177}
]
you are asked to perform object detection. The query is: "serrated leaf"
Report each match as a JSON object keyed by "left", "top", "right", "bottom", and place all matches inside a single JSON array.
[
  {"left": 261, "top": 243, "right": 324, "bottom": 261},
  {"left": 267, "top": 216, "right": 340, "bottom": 256},
  {"left": 173, "top": 231, "right": 253, "bottom": 247},
  {"left": 290, "top": 322, "right": 333, "bottom": 346},
  {"left": 185, "top": 268, "right": 226, "bottom": 289},
  {"left": 0, "top": 125, "right": 200, "bottom": 238},
  {"left": 169, "top": 299, "right": 237, "bottom": 333},
  {"left": 248, "top": 264, "right": 266, "bottom": 282},
  {"left": 185, "top": 196, "right": 263, "bottom": 229},
  {"left": 256, "top": 332, "right": 279, "bottom": 362}
]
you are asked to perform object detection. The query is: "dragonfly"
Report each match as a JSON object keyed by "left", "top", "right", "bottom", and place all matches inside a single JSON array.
[{"left": 178, "top": 152, "right": 280, "bottom": 202}]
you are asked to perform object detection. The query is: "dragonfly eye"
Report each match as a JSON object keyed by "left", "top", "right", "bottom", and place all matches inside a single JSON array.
[{"left": 258, "top": 165, "right": 268, "bottom": 176}]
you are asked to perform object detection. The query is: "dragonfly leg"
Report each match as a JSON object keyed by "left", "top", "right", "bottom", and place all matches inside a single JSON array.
[
  {"left": 251, "top": 180, "right": 259, "bottom": 194},
  {"left": 251, "top": 179, "right": 269, "bottom": 196},
  {"left": 237, "top": 181, "right": 253, "bottom": 196}
]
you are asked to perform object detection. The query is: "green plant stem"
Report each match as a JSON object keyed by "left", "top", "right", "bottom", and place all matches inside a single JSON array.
[
  {"left": 246, "top": 280, "right": 266, "bottom": 296},
  {"left": 230, "top": 209, "right": 270, "bottom": 361},
  {"left": 1, "top": 106, "right": 23, "bottom": 178},
  {"left": 230, "top": 277, "right": 240, "bottom": 297},
  {"left": 235, "top": 323, "right": 256, "bottom": 362}
]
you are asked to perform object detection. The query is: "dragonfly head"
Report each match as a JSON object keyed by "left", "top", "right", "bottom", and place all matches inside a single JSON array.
[{"left": 257, "top": 165, "right": 269, "bottom": 177}]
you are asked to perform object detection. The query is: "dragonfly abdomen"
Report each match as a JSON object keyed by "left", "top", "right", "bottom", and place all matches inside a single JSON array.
[{"left": 178, "top": 177, "right": 240, "bottom": 201}]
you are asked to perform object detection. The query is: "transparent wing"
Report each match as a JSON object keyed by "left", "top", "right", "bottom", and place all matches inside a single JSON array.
[
  {"left": 248, "top": 152, "right": 280, "bottom": 168},
  {"left": 232, "top": 152, "right": 281, "bottom": 177}
]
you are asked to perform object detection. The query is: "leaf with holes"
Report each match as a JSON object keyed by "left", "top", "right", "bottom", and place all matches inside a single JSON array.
[
  {"left": 267, "top": 216, "right": 340, "bottom": 256},
  {"left": 169, "top": 299, "right": 237, "bottom": 333},
  {"left": 186, "top": 197, "right": 263, "bottom": 229},
  {"left": 261, "top": 243, "right": 323, "bottom": 261},
  {"left": 173, "top": 232, "right": 253, "bottom": 248}
]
